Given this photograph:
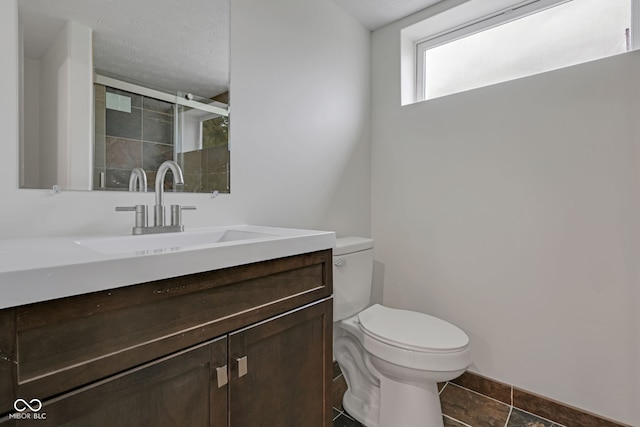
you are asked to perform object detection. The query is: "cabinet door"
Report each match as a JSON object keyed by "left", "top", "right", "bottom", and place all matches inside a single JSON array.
[
  {"left": 228, "top": 298, "right": 332, "bottom": 427},
  {"left": 3, "top": 337, "right": 228, "bottom": 427}
]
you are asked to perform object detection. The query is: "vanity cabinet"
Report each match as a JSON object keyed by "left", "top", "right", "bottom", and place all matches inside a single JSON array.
[{"left": 0, "top": 250, "right": 333, "bottom": 426}]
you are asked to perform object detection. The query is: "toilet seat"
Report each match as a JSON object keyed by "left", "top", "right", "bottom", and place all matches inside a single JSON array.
[
  {"left": 357, "top": 304, "right": 469, "bottom": 353},
  {"left": 348, "top": 304, "right": 471, "bottom": 372}
]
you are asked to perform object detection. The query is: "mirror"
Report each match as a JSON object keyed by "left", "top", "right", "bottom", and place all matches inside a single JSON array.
[{"left": 18, "top": 0, "right": 230, "bottom": 193}]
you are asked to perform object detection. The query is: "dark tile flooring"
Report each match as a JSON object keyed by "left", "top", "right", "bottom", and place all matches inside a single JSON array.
[{"left": 332, "top": 363, "right": 565, "bottom": 427}]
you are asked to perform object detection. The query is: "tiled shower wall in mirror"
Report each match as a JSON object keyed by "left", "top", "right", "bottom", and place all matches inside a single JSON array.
[
  {"left": 177, "top": 101, "right": 230, "bottom": 193},
  {"left": 93, "top": 84, "right": 230, "bottom": 193}
]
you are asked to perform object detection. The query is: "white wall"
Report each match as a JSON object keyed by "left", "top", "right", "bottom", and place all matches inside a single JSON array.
[
  {"left": 0, "top": 0, "right": 370, "bottom": 239},
  {"left": 21, "top": 57, "right": 40, "bottom": 188},
  {"left": 179, "top": 109, "right": 203, "bottom": 153},
  {"left": 37, "top": 20, "right": 93, "bottom": 191},
  {"left": 64, "top": 21, "right": 93, "bottom": 191},
  {"left": 372, "top": 9, "right": 640, "bottom": 426}
]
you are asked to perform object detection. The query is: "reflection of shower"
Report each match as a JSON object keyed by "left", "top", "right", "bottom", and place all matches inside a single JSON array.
[
  {"left": 93, "top": 74, "right": 230, "bottom": 194},
  {"left": 175, "top": 104, "right": 230, "bottom": 193},
  {"left": 93, "top": 83, "right": 177, "bottom": 191}
]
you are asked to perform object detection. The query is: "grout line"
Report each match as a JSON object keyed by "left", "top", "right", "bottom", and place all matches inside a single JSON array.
[
  {"left": 332, "top": 406, "right": 346, "bottom": 421},
  {"left": 342, "top": 411, "right": 360, "bottom": 424},
  {"left": 450, "top": 382, "right": 563, "bottom": 427},
  {"left": 512, "top": 406, "right": 566, "bottom": 427},
  {"left": 443, "top": 414, "right": 473, "bottom": 427},
  {"left": 442, "top": 382, "right": 514, "bottom": 427},
  {"left": 439, "top": 382, "right": 448, "bottom": 395},
  {"left": 448, "top": 382, "right": 511, "bottom": 408},
  {"left": 504, "top": 406, "right": 513, "bottom": 427},
  {"left": 510, "top": 384, "right": 514, "bottom": 406}
]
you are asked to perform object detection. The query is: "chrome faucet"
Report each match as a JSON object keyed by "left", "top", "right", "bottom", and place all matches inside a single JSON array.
[
  {"left": 154, "top": 160, "right": 184, "bottom": 227},
  {"left": 116, "top": 160, "right": 196, "bottom": 234},
  {"left": 128, "top": 168, "right": 148, "bottom": 192}
]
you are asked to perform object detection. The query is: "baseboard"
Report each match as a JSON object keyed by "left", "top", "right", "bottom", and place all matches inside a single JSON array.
[{"left": 451, "top": 371, "right": 632, "bottom": 427}]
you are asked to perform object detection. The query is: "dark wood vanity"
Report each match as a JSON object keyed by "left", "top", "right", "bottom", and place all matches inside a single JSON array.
[{"left": 0, "top": 249, "right": 333, "bottom": 426}]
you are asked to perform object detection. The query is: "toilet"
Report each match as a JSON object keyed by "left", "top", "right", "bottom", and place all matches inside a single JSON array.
[{"left": 333, "top": 237, "right": 471, "bottom": 427}]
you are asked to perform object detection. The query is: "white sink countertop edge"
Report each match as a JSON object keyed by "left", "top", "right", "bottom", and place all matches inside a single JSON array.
[{"left": 0, "top": 225, "right": 336, "bottom": 309}]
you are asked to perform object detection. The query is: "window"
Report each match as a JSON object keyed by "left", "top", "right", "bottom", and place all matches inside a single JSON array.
[
  {"left": 414, "top": 0, "right": 636, "bottom": 101},
  {"left": 200, "top": 115, "right": 229, "bottom": 149}
]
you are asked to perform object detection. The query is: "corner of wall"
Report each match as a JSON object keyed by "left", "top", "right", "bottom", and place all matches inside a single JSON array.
[{"left": 400, "top": 31, "right": 416, "bottom": 106}]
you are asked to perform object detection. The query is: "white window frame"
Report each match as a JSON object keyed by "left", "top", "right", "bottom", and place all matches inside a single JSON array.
[{"left": 415, "top": 0, "right": 640, "bottom": 102}]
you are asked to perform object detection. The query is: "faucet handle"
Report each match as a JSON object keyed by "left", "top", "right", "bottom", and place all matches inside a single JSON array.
[
  {"left": 116, "top": 205, "right": 148, "bottom": 229},
  {"left": 170, "top": 205, "right": 196, "bottom": 228}
]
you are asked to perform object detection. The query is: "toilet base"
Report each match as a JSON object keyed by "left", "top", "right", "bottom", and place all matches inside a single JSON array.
[
  {"left": 343, "top": 375, "right": 444, "bottom": 427},
  {"left": 378, "top": 376, "right": 443, "bottom": 427},
  {"left": 343, "top": 389, "right": 380, "bottom": 427}
]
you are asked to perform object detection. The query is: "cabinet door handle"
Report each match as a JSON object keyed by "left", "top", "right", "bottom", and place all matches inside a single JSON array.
[
  {"left": 216, "top": 365, "right": 228, "bottom": 388},
  {"left": 237, "top": 356, "right": 248, "bottom": 378}
]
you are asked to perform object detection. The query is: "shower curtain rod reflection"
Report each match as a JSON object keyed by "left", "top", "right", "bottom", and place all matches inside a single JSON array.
[{"left": 94, "top": 74, "right": 229, "bottom": 117}]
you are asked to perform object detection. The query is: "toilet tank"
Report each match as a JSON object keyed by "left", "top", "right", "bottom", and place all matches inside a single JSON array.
[{"left": 333, "top": 237, "right": 374, "bottom": 321}]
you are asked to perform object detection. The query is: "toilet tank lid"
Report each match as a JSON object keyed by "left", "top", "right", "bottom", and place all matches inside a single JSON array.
[{"left": 334, "top": 237, "right": 374, "bottom": 256}]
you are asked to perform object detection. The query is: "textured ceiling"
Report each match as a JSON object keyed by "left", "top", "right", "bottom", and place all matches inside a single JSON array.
[
  {"left": 19, "top": 0, "right": 229, "bottom": 99},
  {"left": 18, "top": 0, "right": 451, "bottom": 98},
  {"left": 333, "top": 0, "right": 446, "bottom": 30}
]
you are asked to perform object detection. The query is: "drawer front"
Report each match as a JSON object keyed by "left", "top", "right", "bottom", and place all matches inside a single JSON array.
[{"left": 7, "top": 249, "right": 332, "bottom": 407}]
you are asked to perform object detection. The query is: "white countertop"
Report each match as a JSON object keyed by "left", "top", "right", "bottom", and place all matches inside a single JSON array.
[{"left": 0, "top": 225, "right": 336, "bottom": 309}]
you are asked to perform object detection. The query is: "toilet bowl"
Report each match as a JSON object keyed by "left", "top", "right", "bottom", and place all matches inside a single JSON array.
[{"left": 333, "top": 237, "right": 471, "bottom": 427}]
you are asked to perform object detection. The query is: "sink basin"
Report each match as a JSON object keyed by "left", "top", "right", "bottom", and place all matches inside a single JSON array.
[{"left": 75, "top": 227, "right": 279, "bottom": 255}]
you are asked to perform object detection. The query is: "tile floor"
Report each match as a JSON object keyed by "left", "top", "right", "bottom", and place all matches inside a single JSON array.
[{"left": 332, "top": 363, "right": 565, "bottom": 427}]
